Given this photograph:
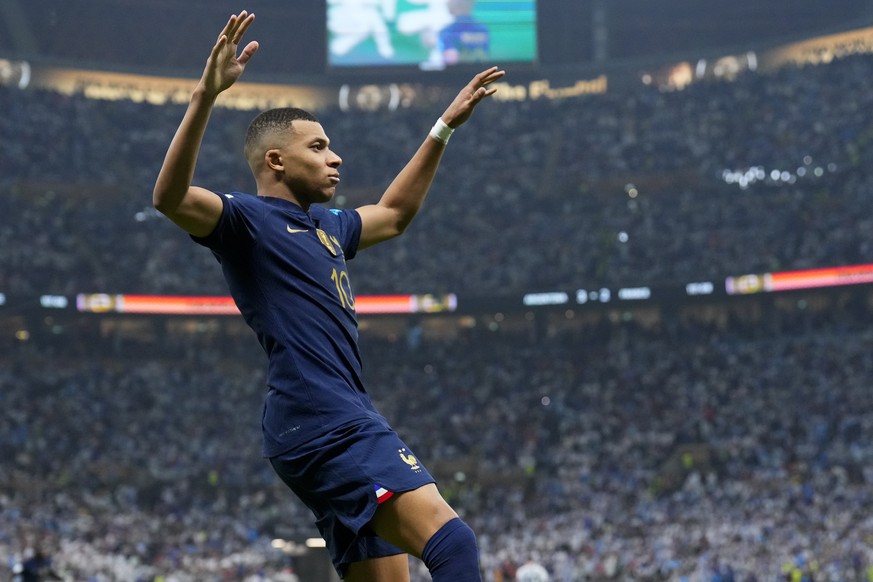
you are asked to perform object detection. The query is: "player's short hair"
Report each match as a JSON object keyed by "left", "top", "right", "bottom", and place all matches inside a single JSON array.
[{"left": 244, "top": 107, "right": 320, "bottom": 166}]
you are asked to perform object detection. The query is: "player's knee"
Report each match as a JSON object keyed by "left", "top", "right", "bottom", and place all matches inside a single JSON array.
[{"left": 421, "top": 517, "right": 481, "bottom": 581}]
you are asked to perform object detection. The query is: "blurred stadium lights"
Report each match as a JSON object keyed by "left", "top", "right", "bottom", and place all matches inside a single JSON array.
[{"left": 0, "top": 58, "right": 30, "bottom": 89}]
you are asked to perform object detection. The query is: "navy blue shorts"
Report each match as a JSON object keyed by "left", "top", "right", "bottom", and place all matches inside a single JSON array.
[{"left": 269, "top": 418, "right": 436, "bottom": 577}]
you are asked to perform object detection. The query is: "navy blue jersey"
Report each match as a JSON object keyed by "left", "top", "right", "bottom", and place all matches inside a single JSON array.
[
  {"left": 438, "top": 17, "right": 490, "bottom": 63},
  {"left": 193, "top": 192, "right": 384, "bottom": 457}
]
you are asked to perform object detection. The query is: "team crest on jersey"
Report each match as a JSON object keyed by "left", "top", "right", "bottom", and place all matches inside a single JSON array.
[
  {"left": 316, "top": 229, "right": 338, "bottom": 256},
  {"left": 399, "top": 448, "right": 421, "bottom": 472}
]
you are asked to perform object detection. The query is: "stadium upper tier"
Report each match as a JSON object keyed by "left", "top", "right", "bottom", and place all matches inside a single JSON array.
[{"left": 1, "top": 52, "right": 873, "bottom": 301}]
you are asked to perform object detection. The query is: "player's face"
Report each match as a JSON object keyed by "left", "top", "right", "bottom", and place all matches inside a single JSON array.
[{"left": 279, "top": 120, "right": 342, "bottom": 204}]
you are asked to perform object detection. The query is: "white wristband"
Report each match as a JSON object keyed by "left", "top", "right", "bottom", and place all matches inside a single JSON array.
[{"left": 429, "top": 117, "right": 454, "bottom": 144}]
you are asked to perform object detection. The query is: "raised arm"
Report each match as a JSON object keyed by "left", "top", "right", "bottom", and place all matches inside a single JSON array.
[
  {"left": 356, "top": 66, "right": 505, "bottom": 249},
  {"left": 153, "top": 11, "right": 259, "bottom": 237}
]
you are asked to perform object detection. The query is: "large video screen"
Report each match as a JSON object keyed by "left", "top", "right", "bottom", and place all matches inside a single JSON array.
[{"left": 327, "top": 0, "right": 537, "bottom": 70}]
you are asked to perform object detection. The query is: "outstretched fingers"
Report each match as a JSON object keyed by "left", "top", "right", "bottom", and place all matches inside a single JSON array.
[
  {"left": 441, "top": 66, "right": 504, "bottom": 127},
  {"left": 473, "top": 66, "right": 506, "bottom": 88},
  {"left": 217, "top": 12, "right": 241, "bottom": 43},
  {"left": 202, "top": 11, "right": 258, "bottom": 95},
  {"left": 467, "top": 67, "right": 504, "bottom": 102},
  {"left": 230, "top": 11, "right": 256, "bottom": 45},
  {"left": 237, "top": 40, "right": 259, "bottom": 65},
  {"left": 472, "top": 84, "right": 498, "bottom": 101},
  {"left": 217, "top": 11, "right": 255, "bottom": 46}
]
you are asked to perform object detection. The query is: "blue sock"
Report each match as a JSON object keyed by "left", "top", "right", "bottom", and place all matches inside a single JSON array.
[{"left": 421, "top": 517, "right": 481, "bottom": 581}]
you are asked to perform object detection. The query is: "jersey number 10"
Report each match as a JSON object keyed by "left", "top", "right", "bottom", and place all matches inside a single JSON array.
[{"left": 331, "top": 267, "right": 356, "bottom": 311}]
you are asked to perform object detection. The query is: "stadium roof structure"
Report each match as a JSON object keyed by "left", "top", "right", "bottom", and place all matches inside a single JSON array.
[{"left": 0, "top": 0, "right": 871, "bottom": 82}]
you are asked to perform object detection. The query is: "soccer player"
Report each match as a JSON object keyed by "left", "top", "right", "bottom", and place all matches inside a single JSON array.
[
  {"left": 152, "top": 11, "right": 504, "bottom": 582},
  {"left": 438, "top": 0, "right": 490, "bottom": 66},
  {"left": 327, "top": 0, "right": 397, "bottom": 61}
]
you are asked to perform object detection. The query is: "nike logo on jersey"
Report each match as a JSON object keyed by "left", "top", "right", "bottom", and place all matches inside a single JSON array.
[{"left": 287, "top": 226, "right": 309, "bottom": 234}]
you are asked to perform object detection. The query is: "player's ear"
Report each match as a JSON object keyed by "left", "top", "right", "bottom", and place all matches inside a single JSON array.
[{"left": 265, "top": 149, "right": 284, "bottom": 172}]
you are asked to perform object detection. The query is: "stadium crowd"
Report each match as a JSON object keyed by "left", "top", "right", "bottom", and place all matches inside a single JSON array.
[
  {"left": 2, "top": 54, "right": 873, "bottom": 298},
  {"left": 3, "top": 299, "right": 873, "bottom": 581},
  {"left": 2, "top": 48, "right": 873, "bottom": 581}
]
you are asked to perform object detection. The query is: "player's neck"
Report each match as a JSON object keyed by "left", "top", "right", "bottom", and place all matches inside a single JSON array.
[{"left": 257, "top": 186, "right": 311, "bottom": 212}]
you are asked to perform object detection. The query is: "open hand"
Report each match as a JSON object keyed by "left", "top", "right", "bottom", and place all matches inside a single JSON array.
[
  {"left": 199, "top": 11, "right": 259, "bottom": 98},
  {"left": 440, "top": 66, "right": 506, "bottom": 128}
]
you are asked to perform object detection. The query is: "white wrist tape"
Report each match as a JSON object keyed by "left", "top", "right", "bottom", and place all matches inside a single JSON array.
[{"left": 429, "top": 117, "right": 455, "bottom": 144}]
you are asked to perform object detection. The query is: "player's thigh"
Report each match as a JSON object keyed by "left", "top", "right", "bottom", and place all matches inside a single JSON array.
[
  {"left": 345, "top": 553, "right": 410, "bottom": 582},
  {"left": 367, "top": 483, "right": 459, "bottom": 557}
]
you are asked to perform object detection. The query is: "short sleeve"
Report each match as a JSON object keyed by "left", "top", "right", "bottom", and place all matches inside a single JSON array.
[
  {"left": 321, "top": 207, "right": 363, "bottom": 260},
  {"left": 191, "top": 192, "right": 261, "bottom": 259}
]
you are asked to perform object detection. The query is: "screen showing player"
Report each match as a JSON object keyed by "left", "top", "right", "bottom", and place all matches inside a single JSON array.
[{"left": 327, "top": 0, "right": 537, "bottom": 70}]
